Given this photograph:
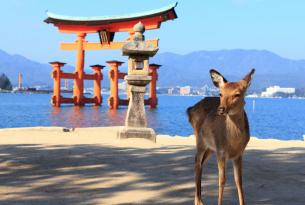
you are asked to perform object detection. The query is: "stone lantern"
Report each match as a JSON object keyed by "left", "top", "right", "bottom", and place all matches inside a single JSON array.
[{"left": 118, "top": 22, "right": 158, "bottom": 142}]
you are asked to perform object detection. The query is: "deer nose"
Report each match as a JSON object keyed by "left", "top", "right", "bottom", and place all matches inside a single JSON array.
[{"left": 217, "top": 107, "right": 226, "bottom": 115}]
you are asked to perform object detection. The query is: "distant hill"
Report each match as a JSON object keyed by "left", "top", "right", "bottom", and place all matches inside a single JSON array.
[
  {"left": 0, "top": 49, "right": 109, "bottom": 88},
  {"left": 0, "top": 49, "right": 51, "bottom": 86},
  {"left": 152, "top": 49, "right": 305, "bottom": 90},
  {"left": 0, "top": 49, "right": 76, "bottom": 87},
  {"left": 1, "top": 48, "right": 305, "bottom": 90}
]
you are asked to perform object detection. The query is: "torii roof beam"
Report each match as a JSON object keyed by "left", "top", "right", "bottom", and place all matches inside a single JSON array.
[{"left": 44, "top": 2, "right": 178, "bottom": 33}]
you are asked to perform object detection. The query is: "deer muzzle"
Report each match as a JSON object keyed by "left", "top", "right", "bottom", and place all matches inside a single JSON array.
[{"left": 217, "top": 107, "right": 226, "bottom": 115}]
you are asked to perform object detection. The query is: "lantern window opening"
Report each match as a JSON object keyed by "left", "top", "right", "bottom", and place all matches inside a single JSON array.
[{"left": 135, "top": 60, "right": 144, "bottom": 70}]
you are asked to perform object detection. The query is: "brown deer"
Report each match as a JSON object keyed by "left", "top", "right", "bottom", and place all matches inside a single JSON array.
[{"left": 187, "top": 68, "right": 255, "bottom": 205}]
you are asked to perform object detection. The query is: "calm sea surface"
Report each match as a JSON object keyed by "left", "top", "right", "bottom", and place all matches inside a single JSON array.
[{"left": 0, "top": 93, "right": 305, "bottom": 140}]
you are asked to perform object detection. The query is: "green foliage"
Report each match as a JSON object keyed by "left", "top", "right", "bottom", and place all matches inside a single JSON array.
[{"left": 0, "top": 73, "right": 12, "bottom": 90}]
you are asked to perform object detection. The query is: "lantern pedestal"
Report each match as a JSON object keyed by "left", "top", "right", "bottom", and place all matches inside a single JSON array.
[
  {"left": 118, "top": 127, "right": 156, "bottom": 142},
  {"left": 117, "top": 75, "right": 156, "bottom": 142}
]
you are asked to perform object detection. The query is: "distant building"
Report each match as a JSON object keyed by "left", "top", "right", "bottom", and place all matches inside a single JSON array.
[
  {"left": 246, "top": 93, "right": 259, "bottom": 98},
  {"left": 156, "top": 87, "right": 168, "bottom": 95},
  {"left": 168, "top": 87, "right": 174, "bottom": 95},
  {"left": 200, "top": 84, "right": 219, "bottom": 96},
  {"left": 261, "top": 86, "right": 295, "bottom": 97},
  {"left": 180, "top": 86, "right": 191, "bottom": 95},
  {"left": 18, "top": 73, "right": 23, "bottom": 89},
  {"left": 118, "top": 81, "right": 127, "bottom": 90},
  {"left": 64, "top": 79, "right": 69, "bottom": 89}
]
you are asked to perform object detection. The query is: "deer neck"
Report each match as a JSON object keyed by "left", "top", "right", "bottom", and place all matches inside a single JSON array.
[{"left": 225, "top": 110, "right": 246, "bottom": 135}]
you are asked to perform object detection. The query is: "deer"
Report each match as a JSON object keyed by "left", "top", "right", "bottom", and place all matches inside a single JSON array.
[{"left": 187, "top": 68, "right": 255, "bottom": 205}]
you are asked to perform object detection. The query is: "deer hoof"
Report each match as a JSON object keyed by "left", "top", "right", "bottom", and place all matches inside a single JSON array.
[{"left": 194, "top": 197, "right": 205, "bottom": 205}]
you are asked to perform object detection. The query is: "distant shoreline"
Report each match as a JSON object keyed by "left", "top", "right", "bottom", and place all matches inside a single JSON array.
[{"left": 1, "top": 91, "right": 305, "bottom": 100}]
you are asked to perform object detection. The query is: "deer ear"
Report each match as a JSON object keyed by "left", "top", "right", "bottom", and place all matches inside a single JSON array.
[
  {"left": 243, "top": 68, "right": 255, "bottom": 87},
  {"left": 210, "top": 69, "right": 227, "bottom": 88}
]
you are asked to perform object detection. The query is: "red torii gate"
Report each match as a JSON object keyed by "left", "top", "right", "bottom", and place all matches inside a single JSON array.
[{"left": 45, "top": 3, "right": 177, "bottom": 108}]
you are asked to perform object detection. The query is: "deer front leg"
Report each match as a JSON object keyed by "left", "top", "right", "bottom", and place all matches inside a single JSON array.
[
  {"left": 194, "top": 149, "right": 211, "bottom": 205},
  {"left": 233, "top": 156, "right": 245, "bottom": 205},
  {"left": 217, "top": 154, "right": 226, "bottom": 205}
]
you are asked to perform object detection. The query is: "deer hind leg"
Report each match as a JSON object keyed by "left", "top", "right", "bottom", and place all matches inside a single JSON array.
[
  {"left": 217, "top": 154, "right": 226, "bottom": 205},
  {"left": 195, "top": 149, "right": 212, "bottom": 205},
  {"left": 233, "top": 156, "right": 245, "bottom": 205}
]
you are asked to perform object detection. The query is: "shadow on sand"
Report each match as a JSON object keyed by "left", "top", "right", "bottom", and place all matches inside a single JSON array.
[{"left": 0, "top": 143, "right": 304, "bottom": 205}]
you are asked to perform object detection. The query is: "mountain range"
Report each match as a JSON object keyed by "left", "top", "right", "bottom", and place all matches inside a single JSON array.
[
  {"left": 152, "top": 49, "right": 305, "bottom": 91},
  {"left": 1, "top": 48, "right": 305, "bottom": 91}
]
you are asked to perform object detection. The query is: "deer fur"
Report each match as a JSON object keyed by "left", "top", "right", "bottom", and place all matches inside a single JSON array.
[{"left": 187, "top": 69, "right": 255, "bottom": 205}]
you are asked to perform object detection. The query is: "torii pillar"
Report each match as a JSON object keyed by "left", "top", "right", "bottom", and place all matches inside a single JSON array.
[
  {"left": 149, "top": 64, "right": 161, "bottom": 108},
  {"left": 49, "top": 61, "right": 66, "bottom": 107},
  {"left": 90, "top": 64, "right": 104, "bottom": 106},
  {"left": 107, "top": 60, "right": 124, "bottom": 109},
  {"left": 73, "top": 32, "right": 86, "bottom": 106}
]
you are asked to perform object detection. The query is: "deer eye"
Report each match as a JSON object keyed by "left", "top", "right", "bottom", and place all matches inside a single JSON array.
[
  {"left": 219, "top": 93, "right": 223, "bottom": 97},
  {"left": 234, "top": 93, "right": 241, "bottom": 98}
]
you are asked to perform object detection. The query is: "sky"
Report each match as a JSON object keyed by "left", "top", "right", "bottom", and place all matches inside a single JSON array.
[{"left": 0, "top": 0, "right": 305, "bottom": 67}]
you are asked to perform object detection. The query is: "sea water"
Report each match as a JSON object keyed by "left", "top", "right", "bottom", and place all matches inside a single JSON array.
[{"left": 0, "top": 93, "right": 305, "bottom": 140}]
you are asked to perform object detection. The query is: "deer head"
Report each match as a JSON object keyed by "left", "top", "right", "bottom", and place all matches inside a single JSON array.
[{"left": 210, "top": 69, "right": 255, "bottom": 115}]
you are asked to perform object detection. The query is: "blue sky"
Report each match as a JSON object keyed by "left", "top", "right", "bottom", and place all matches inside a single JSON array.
[{"left": 0, "top": 0, "right": 305, "bottom": 67}]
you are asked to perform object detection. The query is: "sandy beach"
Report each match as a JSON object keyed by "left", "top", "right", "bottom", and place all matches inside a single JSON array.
[{"left": 0, "top": 127, "right": 304, "bottom": 205}]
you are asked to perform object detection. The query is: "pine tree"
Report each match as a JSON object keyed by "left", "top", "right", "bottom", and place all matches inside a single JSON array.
[{"left": 0, "top": 73, "right": 12, "bottom": 90}]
